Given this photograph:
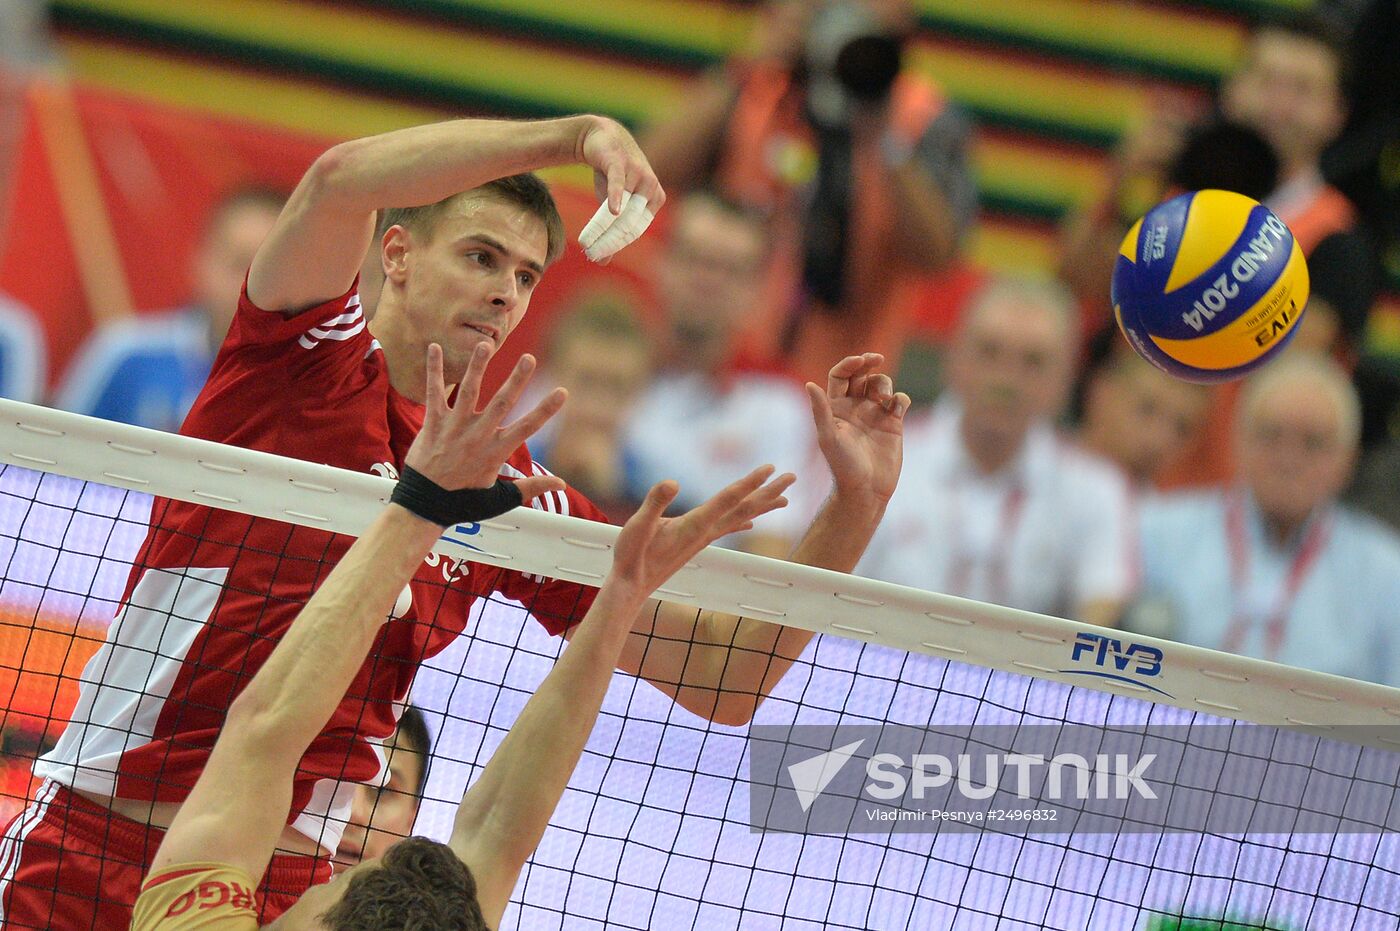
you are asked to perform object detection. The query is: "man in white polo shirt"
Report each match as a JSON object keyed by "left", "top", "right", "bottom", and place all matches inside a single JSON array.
[
  {"left": 625, "top": 190, "right": 815, "bottom": 551},
  {"left": 1136, "top": 353, "right": 1400, "bottom": 683},
  {"left": 859, "top": 277, "right": 1132, "bottom": 626}
]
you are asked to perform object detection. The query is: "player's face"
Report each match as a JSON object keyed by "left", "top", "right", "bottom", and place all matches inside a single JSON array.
[
  {"left": 1087, "top": 361, "right": 1209, "bottom": 485},
  {"left": 657, "top": 199, "right": 767, "bottom": 368},
  {"left": 1238, "top": 379, "right": 1354, "bottom": 526},
  {"left": 334, "top": 731, "right": 425, "bottom": 869},
  {"left": 400, "top": 194, "right": 549, "bottom": 384},
  {"left": 949, "top": 297, "right": 1071, "bottom": 443},
  {"left": 1221, "top": 30, "right": 1345, "bottom": 169}
]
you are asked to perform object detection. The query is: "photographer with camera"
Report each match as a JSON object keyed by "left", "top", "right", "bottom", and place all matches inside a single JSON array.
[{"left": 643, "top": 0, "right": 977, "bottom": 383}]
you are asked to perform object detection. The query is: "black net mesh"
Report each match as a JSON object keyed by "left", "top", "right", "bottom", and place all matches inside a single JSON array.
[{"left": 2, "top": 462, "right": 1399, "bottom": 930}]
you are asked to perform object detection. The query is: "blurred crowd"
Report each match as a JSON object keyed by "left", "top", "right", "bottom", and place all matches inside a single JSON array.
[{"left": 3, "top": 0, "right": 1400, "bottom": 687}]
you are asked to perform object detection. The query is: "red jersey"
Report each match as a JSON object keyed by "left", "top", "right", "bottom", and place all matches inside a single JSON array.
[{"left": 35, "top": 283, "right": 605, "bottom": 852}]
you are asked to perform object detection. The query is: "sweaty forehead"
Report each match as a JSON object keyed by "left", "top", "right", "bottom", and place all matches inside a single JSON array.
[{"left": 435, "top": 194, "right": 549, "bottom": 260}]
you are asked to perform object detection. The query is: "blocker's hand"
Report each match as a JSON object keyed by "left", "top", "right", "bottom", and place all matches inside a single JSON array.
[
  {"left": 806, "top": 353, "right": 910, "bottom": 505},
  {"left": 576, "top": 116, "right": 666, "bottom": 262},
  {"left": 608, "top": 467, "right": 794, "bottom": 600},
  {"left": 404, "top": 343, "right": 566, "bottom": 503}
]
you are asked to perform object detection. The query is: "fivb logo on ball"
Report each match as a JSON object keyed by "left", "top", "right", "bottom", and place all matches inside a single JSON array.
[{"left": 1113, "top": 189, "right": 1310, "bottom": 384}]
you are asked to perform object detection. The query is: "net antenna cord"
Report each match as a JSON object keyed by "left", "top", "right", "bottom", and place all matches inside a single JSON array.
[{"left": 3, "top": 397, "right": 1399, "bottom": 747}]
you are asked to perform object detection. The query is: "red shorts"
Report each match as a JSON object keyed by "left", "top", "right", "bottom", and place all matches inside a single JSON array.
[{"left": 0, "top": 781, "right": 332, "bottom": 930}]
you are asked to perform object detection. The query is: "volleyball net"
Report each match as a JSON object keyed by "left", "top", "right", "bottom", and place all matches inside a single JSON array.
[{"left": 2, "top": 398, "right": 1399, "bottom": 930}]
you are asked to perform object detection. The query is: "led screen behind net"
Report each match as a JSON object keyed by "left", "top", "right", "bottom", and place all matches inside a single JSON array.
[{"left": 2, "top": 464, "right": 1398, "bottom": 930}]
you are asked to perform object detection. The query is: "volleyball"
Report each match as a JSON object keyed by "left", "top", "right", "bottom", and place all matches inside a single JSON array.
[{"left": 1111, "top": 189, "right": 1309, "bottom": 384}]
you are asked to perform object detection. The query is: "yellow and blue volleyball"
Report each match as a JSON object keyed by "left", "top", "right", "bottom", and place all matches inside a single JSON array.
[{"left": 1111, "top": 189, "right": 1310, "bottom": 384}]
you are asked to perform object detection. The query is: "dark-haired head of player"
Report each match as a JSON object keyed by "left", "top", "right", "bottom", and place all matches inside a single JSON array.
[
  {"left": 268, "top": 835, "right": 487, "bottom": 930},
  {"left": 367, "top": 175, "right": 566, "bottom": 402}
]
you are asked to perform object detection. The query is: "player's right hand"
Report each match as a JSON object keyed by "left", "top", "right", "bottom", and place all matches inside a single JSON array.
[
  {"left": 606, "top": 467, "right": 794, "bottom": 601},
  {"left": 576, "top": 116, "right": 666, "bottom": 263},
  {"left": 403, "top": 343, "right": 566, "bottom": 504}
]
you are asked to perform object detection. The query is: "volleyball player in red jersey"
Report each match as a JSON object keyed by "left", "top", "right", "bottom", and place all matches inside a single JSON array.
[{"left": 1, "top": 114, "right": 909, "bottom": 929}]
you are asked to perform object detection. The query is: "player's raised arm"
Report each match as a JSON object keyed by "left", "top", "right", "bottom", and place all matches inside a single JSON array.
[
  {"left": 144, "top": 343, "right": 565, "bottom": 884},
  {"left": 449, "top": 467, "right": 793, "bottom": 928},
  {"left": 247, "top": 115, "right": 665, "bottom": 314},
  {"left": 606, "top": 353, "right": 910, "bottom": 725}
]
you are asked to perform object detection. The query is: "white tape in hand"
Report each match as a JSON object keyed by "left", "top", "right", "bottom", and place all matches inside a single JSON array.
[{"left": 579, "top": 191, "right": 655, "bottom": 262}]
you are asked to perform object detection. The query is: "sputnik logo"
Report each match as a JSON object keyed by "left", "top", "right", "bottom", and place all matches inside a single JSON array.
[{"left": 787, "top": 740, "right": 865, "bottom": 812}]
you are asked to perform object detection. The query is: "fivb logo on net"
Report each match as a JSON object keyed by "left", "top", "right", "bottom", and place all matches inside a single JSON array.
[{"left": 785, "top": 739, "right": 1157, "bottom": 814}]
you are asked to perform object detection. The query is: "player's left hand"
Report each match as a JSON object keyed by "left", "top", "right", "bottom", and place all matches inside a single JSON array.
[
  {"left": 576, "top": 115, "right": 666, "bottom": 263},
  {"left": 608, "top": 466, "right": 794, "bottom": 601},
  {"left": 806, "top": 353, "right": 909, "bottom": 505},
  {"left": 405, "top": 343, "right": 567, "bottom": 505}
]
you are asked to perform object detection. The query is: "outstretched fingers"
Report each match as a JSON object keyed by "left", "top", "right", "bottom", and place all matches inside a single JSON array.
[
  {"left": 453, "top": 343, "right": 492, "bottom": 417},
  {"left": 478, "top": 353, "right": 539, "bottom": 431},
  {"left": 498, "top": 387, "right": 567, "bottom": 450},
  {"left": 424, "top": 343, "right": 448, "bottom": 417},
  {"left": 720, "top": 472, "right": 794, "bottom": 535},
  {"left": 687, "top": 467, "right": 794, "bottom": 542}
]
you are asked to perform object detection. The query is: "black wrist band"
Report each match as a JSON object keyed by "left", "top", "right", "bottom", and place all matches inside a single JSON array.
[{"left": 390, "top": 465, "right": 523, "bottom": 527}]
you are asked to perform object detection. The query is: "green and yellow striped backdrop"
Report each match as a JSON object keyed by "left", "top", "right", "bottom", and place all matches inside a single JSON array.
[{"left": 45, "top": 0, "right": 1310, "bottom": 274}]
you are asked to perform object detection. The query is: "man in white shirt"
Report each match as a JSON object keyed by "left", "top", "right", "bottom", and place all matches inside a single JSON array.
[
  {"left": 1137, "top": 353, "right": 1400, "bottom": 684},
  {"left": 626, "top": 190, "right": 816, "bottom": 550},
  {"left": 860, "top": 277, "right": 1132, "bottom": 626}
]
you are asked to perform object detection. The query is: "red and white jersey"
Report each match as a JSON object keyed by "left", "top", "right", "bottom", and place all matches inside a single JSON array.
[{"left": 35, "top": 282, "right": 606, "bottom": 852}]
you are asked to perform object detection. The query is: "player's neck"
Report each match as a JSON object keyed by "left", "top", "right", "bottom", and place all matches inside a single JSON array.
[{"left": 367, "top": 311, "right": 429, "bottom": 404}]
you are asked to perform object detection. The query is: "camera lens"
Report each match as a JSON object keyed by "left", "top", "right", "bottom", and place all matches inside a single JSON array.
[{"left": 834, "top": 33, "right": 902, "bottom": 101}]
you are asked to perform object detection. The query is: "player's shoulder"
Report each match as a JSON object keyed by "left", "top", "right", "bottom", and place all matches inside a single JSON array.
[
  {"left": 132, "top": 862, "right": 259, "bottom": 930},
  {"left": 226, "top": 278, "right": 365, "bottom": 355}
]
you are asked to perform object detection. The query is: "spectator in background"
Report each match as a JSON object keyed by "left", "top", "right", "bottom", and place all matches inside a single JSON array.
[
  {"left": 1134, "top": 353, "right": 1400, "bottom": 684},
  {"left": 529, "top": 296, "right": 653, "bottom": 522},
  {"left": 1075, "top": 331, "right": 1210, "bottom": 490},
  {"left": 625, "top": 190, "right": 813, "bottom": 553},
  {"left": 1218, "top": 12, "right": 1377, "bottom": 359},
  {"left": 0, "top": 292, "right": 45, "bottom": 402},
  {"left": 642, "top": 0, "right": 976, "bottom": 382},
  {"left": 858, "top": 277, "right": 1132, "bottom": 626},
  {"left": 335, "top": 704, "right": 431, "bottom": 870},
  {"left": 54, "top": 187, "right": 285, "bottom": 431},
  {"left": 1060, "top": 117, "right": 1281, "bottom": 335},
  {"left": 1062, "top": 13, "right": 1377, "bottom": 487}
]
